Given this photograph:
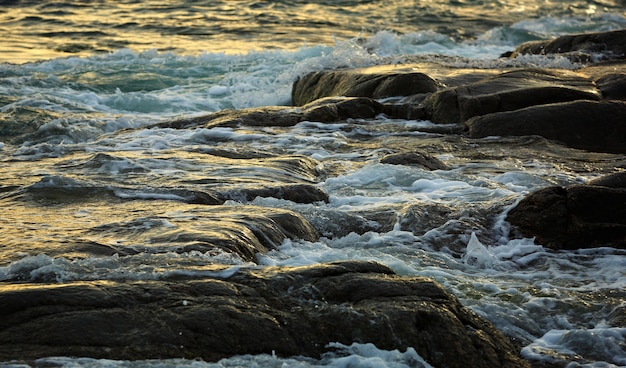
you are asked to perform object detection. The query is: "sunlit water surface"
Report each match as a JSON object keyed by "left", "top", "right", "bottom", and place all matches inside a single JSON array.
[{"left": 1, "top": 1, "right": 626, "bottom": 367}]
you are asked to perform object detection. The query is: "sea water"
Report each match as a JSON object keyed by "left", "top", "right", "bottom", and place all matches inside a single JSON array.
[{"left": 1, "top": 1, "right": 626, "bottom": 367}]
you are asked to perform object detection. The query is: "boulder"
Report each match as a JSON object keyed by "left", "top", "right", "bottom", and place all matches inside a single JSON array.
[
  {"left": 380, "top": 150, "right": 449, "bottom": 170},
  {"left": 506, "top": 175, "right": 626, "bottom": 249},
  {"left": 219, "top": 183, "right": 329, "bottom": 204},
  {"left": 0, "top": 260, "right": 529, "bottom": 368},
  {"left": 292, "top": 68, "right": 440, "bottom": 106},
  {"left": 154, "top": 59, "right": 626, "bottom": 154},
  {"left": 301, "top": 96, "right": 386, "bottom": 121},
  {"left": 588, "top": 171, "right": 626, "bottom": 188},
  {"left": 594, "top": 69, "right": 626, "bottom": 100},
  {"left": 509, "top": 29, "right": 626, "bottom": 62},
  {"left": 424, "top": 68, "right": 601, "bottom": 124},
  {"left": 466, "top": 100, "right": 626, "bottom": 154}
]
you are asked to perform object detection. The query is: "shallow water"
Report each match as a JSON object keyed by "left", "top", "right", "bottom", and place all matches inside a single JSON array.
[{"left": 1, "top": 1, "right": 626, "bottom": 367}]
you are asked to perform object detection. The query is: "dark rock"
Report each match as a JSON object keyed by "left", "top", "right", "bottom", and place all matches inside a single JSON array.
[
  {"left": 156, "top": 106, "right": 302, "bottom": 130},
  {"left": 595, "top": 72, "right": 626, "bottom": 100},
  {"left": 506, "top": 186, "right": 570, "bottom": 249},
  {"left": 576, "top": 61, "right": 626, "bottom": 100},
  {"left": 0, "top": 260, "right": 529, "bottom": 368},
  {"left": 380, "top": 150, "right": 449, "bottom": 170},
  {"left": 466, "top": 100, "right": 626, "bottom": 154},
  {"left": 399, "top": 202, "right": 456, "bottom": 235},
  {"left": 220, "top": 183, "right": 329, "bottom": 204},
  {"left": 424, "top": 68, "right": 601, "bottom": 124},
  {"left": 292, "top": 68, "right": 440, "bottom": 106},
  {"left": 153, "top": 61, "right": 624, "bottom": 157},
  {"left": 385, "top": 93, "right": 431, "bottom": 120},
  {"left": 205, "top": 106, "right": 303, "bottom": 128},
  {"left": 509, "top": 29, "right": 626, "bottom": 61},
  {"left": 506, "top": 179, "right": 626, "bottom": 249},
  {"left": 588, "top": 171, "right": 626, "bottom": 188},
  {"left": 154, "top": 97, "right": 386, "bottom": 132},
  {"left": 165, "top": 188, "right": 224, "bottom": 205},
  {"left": 301, "top": 96, "right": 386, "bottom": 121}
]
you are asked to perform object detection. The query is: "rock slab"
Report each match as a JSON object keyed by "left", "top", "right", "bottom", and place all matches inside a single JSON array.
[{"left": 0, "top": 261, "right": 529, "bottom": 368}]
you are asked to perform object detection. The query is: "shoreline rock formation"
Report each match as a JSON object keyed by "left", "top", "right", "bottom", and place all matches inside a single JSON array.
[
  {"left": 1, "top": 29, "right": 625, "bottom": 367},
  {"left": 0, "top": 261, "right": 530, "bottom": 368}
]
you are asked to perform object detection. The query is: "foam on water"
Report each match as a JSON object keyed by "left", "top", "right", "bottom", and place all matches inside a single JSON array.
[
  {"left": 0, "top": 252, "right": 248, "bottom": 283},
  {"left": 522, "top": 328, "right": 626, "bottom": 367},
  {"left": 4, "top": 12, "right": 626, "bottom": 144},
  {"left": 2, "top": 7, "right": 626, "bottom": 367},
  {"left": 4, "top": 342, "right": 432, "bottom": 368}
]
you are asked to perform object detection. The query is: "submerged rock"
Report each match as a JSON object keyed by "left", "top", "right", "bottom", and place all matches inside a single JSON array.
[
  {"left": 0, "top": 260, "right": 529, "bottom": 368},
  {"left": 154, "top": 96, "right": 386, "bottom": 130},
  {"left": 509, "top": 29, "right": 626, "bottom": 62},
  {"left": 506, "top": 173, "right": 626, "bottom": 249},
  {"left": 219, "top": 183, "right": 329, "bottom": 204},
  {"left": 380, "top": 150, "right": 449, "bottom": 170}
]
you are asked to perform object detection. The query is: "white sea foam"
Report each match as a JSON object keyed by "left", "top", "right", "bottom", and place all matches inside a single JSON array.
[
  {"left": 522, "top": 328, "right": 626, "bottom": 367},
  {"left": 20, "top": 342, "right": 432, "bottom": 368},
  {"left": 463, "top": 232, "right": 498, "bottom": 268},
  {"left": 2, "top": 9, "right": 626, "bottom": 368},
  {"left": 0, "top": 252, "right": 248, "bottom": 283}
]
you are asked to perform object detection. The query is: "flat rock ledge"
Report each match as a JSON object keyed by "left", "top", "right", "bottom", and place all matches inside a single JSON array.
[{"left": 0, "top": 260, "right": 529, "bottom": 368}]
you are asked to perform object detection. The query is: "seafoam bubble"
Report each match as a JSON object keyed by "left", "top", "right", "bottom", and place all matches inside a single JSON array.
[
  {"left": 28, "top": 342, "right": 433, "bottom": 367},
  {"left": 463, "top": 232, "right": 497, "bottom": 268},
  {"left": 521, "top": 328, "right": 626, "bottom": 367}
]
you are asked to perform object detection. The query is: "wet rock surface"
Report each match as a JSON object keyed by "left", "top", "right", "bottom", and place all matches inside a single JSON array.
[
  {"left": 380, "top": 150, "right": 449, "bottom": 170},
  {"left": 507, "top": 172, "right": 626, "bottom": 250},
  {"left": 509, "top": 29, "right": 626, "bottom": 62},
  {"left": 292, "top": 69, "right": 441, "bottom": 106},
  {"left": 289, "top": 31, "right": 626, "bottom": 155},
  {"left": 466, "top": 100, "right": 626, "bottom": 154},
  {"left": 3, "top": 29, "right": 626, "bottom": 367},
  {"left": 0, "top": 260, "right": 529, "bottom": 368}
]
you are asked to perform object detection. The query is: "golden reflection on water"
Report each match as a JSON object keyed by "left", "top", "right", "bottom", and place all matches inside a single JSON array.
[
  {"left": 1, "top": 2, "right": 342, "bottom": 63},
  {"left": 2, "top": 0, "right": 625, "bottom": 63}
]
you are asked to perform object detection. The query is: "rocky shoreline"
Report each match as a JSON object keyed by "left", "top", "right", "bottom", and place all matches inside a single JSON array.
[{"left": 2, "top": 29, "right": 625, "bottom": 367}]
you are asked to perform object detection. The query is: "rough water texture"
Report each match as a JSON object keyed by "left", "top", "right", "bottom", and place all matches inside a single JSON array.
[{"left": 2, "top": 2, "right": 626, "bottom": 368}]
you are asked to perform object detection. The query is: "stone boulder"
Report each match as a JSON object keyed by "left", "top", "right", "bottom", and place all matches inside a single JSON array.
[
  {"left": 424, "top": 68, "right": 601, "bottom": 124},
  {"left": 509, "top": 29, "right": 626, "bottom": 62},
  {"left": 380, "top": 150, "right": 449, "bottom": 170},
  {"left": 219, "top": 183, "right": 329, "bottom": 204},
  {"left": 466, "top": 100, "right": 626, "bottom": 154},
  {"left": 506, "top": 172, "right": 626, "bottom": 249},
  {"left": 578, "top": 60, "right": 626, "bottom": 100},
  {"left": 0, "top": 260, "right": 529, "bottom": 368},
  {"left": 301, "top": 96, "right": 386, "bottom": 122},
  {"left": 292, "top": 68, "right": 440, "bottom": 106}
]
